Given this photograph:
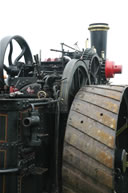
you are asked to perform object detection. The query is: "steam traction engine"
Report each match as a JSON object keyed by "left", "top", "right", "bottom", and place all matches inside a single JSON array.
[{"left": 0, "top": 23, "right": 127, "bottom": 193}]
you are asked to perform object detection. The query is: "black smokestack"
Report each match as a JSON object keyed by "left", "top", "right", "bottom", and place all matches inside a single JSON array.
[{"left": 88, "top": 23, "right": 109, "bottom": 59}]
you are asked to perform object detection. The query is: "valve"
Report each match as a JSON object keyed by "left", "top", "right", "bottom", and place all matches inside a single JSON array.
[
  {"left": 105, "top": 60, "right": 122, "bottom": 78},
  {"left": 23, "top": 115, "right": 40, "bottom": 127},
  {"left": 22, "top": 109, "right": 41, "bottom": 146}
]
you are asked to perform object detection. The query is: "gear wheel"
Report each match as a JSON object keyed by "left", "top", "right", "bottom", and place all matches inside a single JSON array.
[
  {"left": 100, "top": 60, "right": 109, "bottom": 84},
  {"left": 83, "top": 48, "right": 101, "bottom": 84}
]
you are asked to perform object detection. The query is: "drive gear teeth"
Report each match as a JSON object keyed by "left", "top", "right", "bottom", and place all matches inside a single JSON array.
[{"left": 100, "top": 60, "right": 110, "bottom": 84}]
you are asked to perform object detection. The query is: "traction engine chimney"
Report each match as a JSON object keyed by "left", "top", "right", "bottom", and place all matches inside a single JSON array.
[
  {"left": 88, "top": 23, "right": 122, "bottom": 78},
  {"left": 88, "top": 23, "right": 109, "bottom": 59}
]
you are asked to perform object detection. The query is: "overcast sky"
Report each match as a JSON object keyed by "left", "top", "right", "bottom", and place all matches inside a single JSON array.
[{"left": 0, "top": 0, "right": 128, "bottom": 84}]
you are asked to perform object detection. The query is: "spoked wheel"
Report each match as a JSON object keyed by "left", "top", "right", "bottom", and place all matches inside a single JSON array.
[
  {"left": 89, "top": 55, "right": 101, "bottom": 84},
  {"left": 60, "top": 59, "right": 90, "bottom": 112},
  {"left": 0, "top": 35, "right": 33, "bottom": 88},
  {"left": 62, "top": 85, "right": 128, "bottom": 193},
  {"left": 83, "top": 49, "right": 101, "bottom": 84}
]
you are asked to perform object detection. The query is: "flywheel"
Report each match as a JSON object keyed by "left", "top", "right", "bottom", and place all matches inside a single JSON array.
[{"left": 62, "top": 85, "right": 128, "bottom": 193}]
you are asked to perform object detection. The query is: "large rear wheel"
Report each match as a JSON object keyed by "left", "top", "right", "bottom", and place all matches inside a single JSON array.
[{"left": 62, "top": 85, "right": 128, "bottom": 193}]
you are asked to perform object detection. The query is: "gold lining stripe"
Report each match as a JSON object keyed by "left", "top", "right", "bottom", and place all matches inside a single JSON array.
[
  {"left": 116, "top": 123, "right": 128, "bottom": 137},
  {"left": 88, "top": 25, "right": 109, "bottom": 31},
  {"left": 18, "top": 175, "right": 23, "bottom": 193},
  {"left": 0, "top": 150, "right": 7, "bottom": 193},
  {"left": 89, "top": 28, "right": 109, "bottom": 31},
  {"left": 0, "top": 114, "right": 8, "bottom": 142}
]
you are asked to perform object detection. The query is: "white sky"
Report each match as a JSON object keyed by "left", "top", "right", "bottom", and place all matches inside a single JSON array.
[{"left": 0, "top": 0, "right": 128, "bottom": 84}]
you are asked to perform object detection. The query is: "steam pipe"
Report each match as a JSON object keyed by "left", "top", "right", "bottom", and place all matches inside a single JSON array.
[
  {"left": 0, "top": 168, "right": 19, "bottom": 173},
  {"left": 23, "top": 116, "right": 40, "bottom": 127}
]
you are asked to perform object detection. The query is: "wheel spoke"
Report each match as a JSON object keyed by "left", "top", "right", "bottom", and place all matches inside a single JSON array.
[
  {"left": 72, "top": 68, "right": 80, "bottom": 94},
  {"left": 94, "top": 65, "right": 100, "bottom": 75},
  {"left": 8, "top": 41, "right": 13, "bottom": 65},
  {"left": 84, "top": 76, "right": 89, "bottom": 85},
  {"left": 14, "top": 47, "right": 26, "bottom": 65},
  {"left": 71, "top": 67, "right": 88, "bottom": 96},
  {"left": 116, "top": 122, "right": 128, "bottom": 137},
  {"left": 77, "top": 68, "right": 81, "bottom": 88}
]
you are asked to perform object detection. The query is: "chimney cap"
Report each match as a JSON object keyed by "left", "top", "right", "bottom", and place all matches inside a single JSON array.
[{"left": 88, "top": 23, "right": 109, "bottom": 31}]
